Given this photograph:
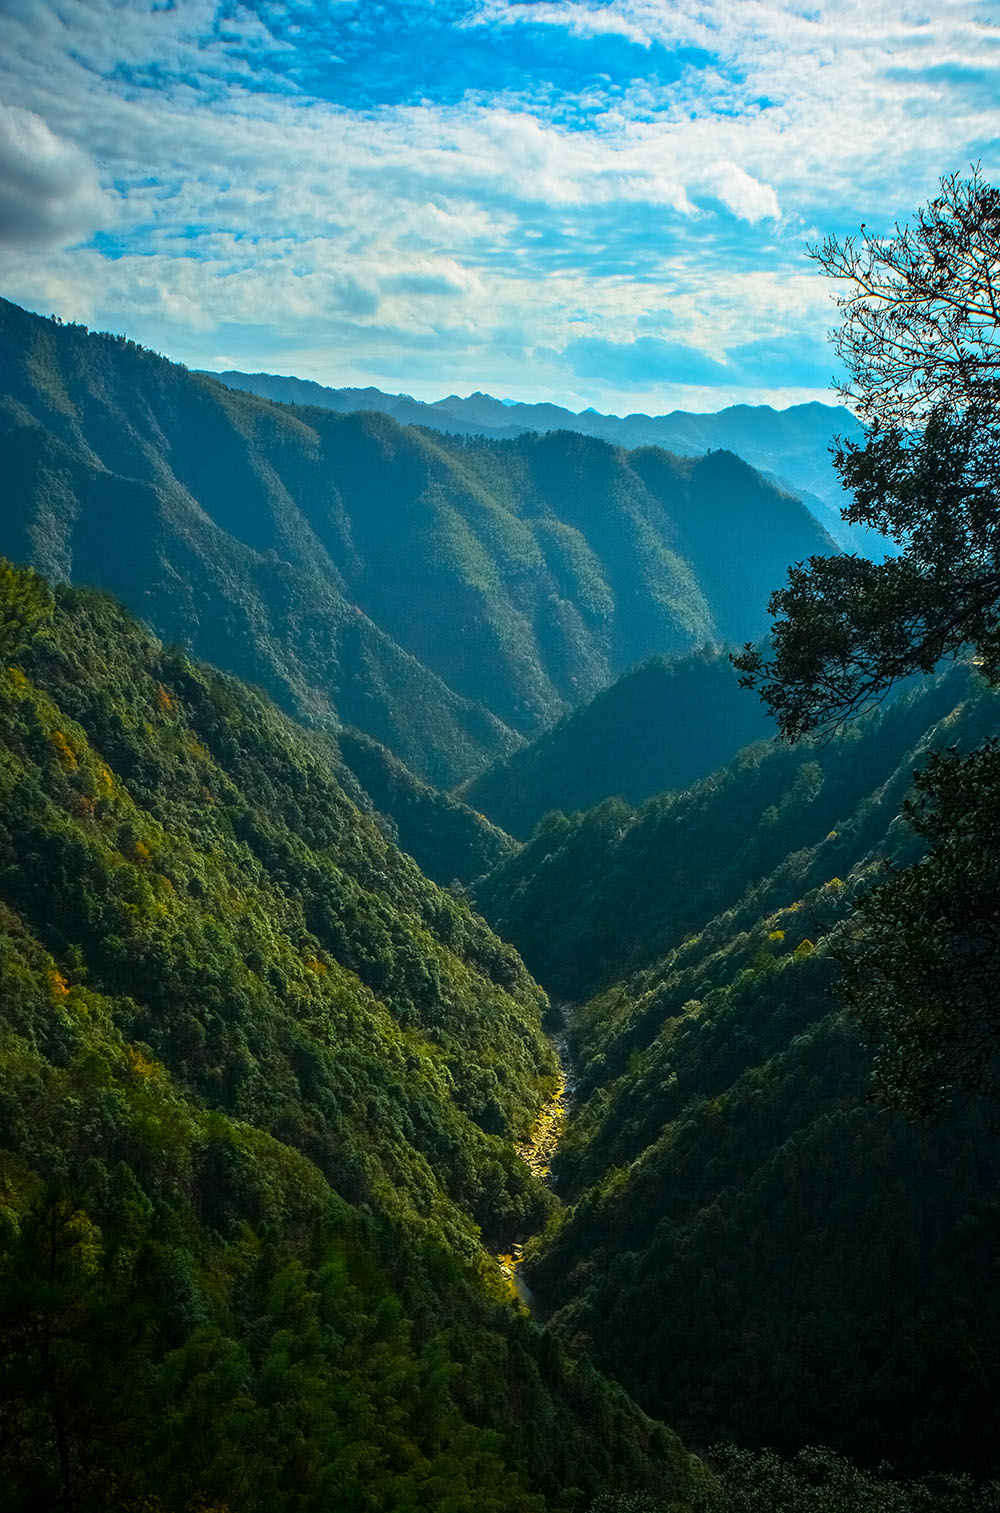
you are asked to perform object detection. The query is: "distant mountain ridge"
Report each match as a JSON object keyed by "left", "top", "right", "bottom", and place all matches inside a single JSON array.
[
  {"left": 210, "top": 367, "right": 871, "bottom": 552},
  {"left": 0, "top": 297, "right": 835, "bottom": 786}
]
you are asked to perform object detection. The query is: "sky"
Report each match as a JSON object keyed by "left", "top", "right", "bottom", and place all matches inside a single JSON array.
[{"left": 0, "top": 1, "right": 997, "bottom": 415}]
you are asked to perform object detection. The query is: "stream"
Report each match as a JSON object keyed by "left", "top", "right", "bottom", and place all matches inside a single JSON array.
[{"left": 497, "top": 1018, "right": 575, "bottom": 1310}]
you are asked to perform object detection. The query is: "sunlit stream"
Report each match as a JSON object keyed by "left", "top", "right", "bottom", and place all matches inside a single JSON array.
[{"left": 497, "top": 1012, "right": 575, "bottom": 1308}]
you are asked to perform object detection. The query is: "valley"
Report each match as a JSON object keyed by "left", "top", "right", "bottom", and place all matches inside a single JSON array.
[
  {"left": 498, "top": 1066, "right": 568, "bottom": 1311},
  {"left": 1, "top": 293, "right": 999, "bottom": 1513}
]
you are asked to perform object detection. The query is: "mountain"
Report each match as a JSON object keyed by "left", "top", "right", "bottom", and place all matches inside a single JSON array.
[
  {"left": 0, "top": 301, "right": 840, "bottom": 788},
  {"left": 470, "top": 663, "right": 1000, "bottom": 1473},
  {"left": 461, "top": 647, "right": 773, "bottom": 839},
  {"left": 1, "top": 302, "right": 837, "bottom": 791},
  {"left": 0, "top": 560, "right": 703, "bottom": 1512},
  {"left": 212, "top": 368, "right": 873, "bottom": 552},
  {"left": 0, "top": 306, "right": 517, "bottom": 787},
  {"left": 471, "top": 666, "right": 980, "bottom": 1000},
  {"left": 337, "top": 724, "right": 517, "bottom": 884},
  {"left": 10, "top": 297, "right": 997, "bottom": 1506}
]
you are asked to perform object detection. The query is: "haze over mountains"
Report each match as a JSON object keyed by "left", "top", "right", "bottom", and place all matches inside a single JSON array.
[
  {"left": 211, "top": 367, "right": 872, "bottom": 554},
  {"left": 0, "top": 298, "right": 834, "bottom": 787}
]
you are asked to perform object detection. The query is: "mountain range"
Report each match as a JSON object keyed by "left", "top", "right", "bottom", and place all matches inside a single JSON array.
[
  {"left": 0, "top": 297, "right": 834, "bottom": 788},
  {"left": 210, "top": 367, "right": 876, "bottom": 554}
]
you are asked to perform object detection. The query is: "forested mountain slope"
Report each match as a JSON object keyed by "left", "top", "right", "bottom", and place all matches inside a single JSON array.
[
  {"left": 481, "top": 668, "right": 1000, "bottom": 1475},
  {"left": 461, "top": 649, "right": 772, "bottom": 839},
  {"left": 0, "top": 562, "right": 702, "bottom": 1511},
  {"left": 472, "top": 667, "right": 980, "bottom": 999},
  {"left": 337, "top": 724, "right": 517, "bottom": 885},
  {"left": 0, "top": 300, "right": 517, "bottom": 787},
  {"left": 213, "top": 369, "right": 866, "bottom": 551},
  {"left": 0, "top": 299, "right": 834, "bottom": 785}
]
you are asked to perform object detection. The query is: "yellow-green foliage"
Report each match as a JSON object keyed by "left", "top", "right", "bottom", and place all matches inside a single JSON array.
[
  {"left": 0, "top": 558, "right": 53, "bottom": 662},
  {"left": 0, "top": 578, "right": 700, "bottom": 1513}
]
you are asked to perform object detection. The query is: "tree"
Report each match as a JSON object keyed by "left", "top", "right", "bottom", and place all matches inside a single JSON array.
[
  {"left": 837, "top": 743, "right": 1000, "bottom": 1121},
  {"left": 735, "top": 168, "right": 1000, "bottom": 737},
  {"left": 733, "top": 169, "right": 1000, "bottom": 1119},
  {"left": 0, "top": 557, "right": 53, "bottom": 664},
  {"left": 819, "top": 165, "right": 1000, "bottom": 430}
]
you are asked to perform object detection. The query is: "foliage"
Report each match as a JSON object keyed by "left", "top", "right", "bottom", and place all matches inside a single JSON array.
[
  {"left": 732, "top": 169, "right": 1000, "bottom": 1117},
  {"left": 461, "top": 650, "right": 770, "bottom": 840},
  {"left": 531, "top": 900, "right": 1000, "bottom": 1472},
  {"left": 694, "top": 1444, "right": 1000, "bottom": 1513},
  {"left": 0, "top": 557, "right": 52, "bottom": 661},
  {"left": 733, "top": 412, "right": 1000, "bottom": 735},
  {"left": 337, "top": 725, "right": 516, "bottom": 884},
  {"left": 473, "top": 664, "right": 990, "bottom": 1000},
  {"left": 812, "top": 165, "right": 1000, "bottom": 429},
  {"left": 838, "top": 741, "right": 1000, "bottom": 1119},
  {"left": 0, "top": 565, "right": 700, "bottom": 1511},
  {"left": 734, "top": 168, "right": 1000, "bottom": 737}
]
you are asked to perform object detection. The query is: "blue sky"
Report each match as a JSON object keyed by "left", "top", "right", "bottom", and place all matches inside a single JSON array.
[{"left": 0, "top": 0, "right": 998, "bottom": 414}]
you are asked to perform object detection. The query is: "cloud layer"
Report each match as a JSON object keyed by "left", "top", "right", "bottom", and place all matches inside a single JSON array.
[{"left": 0, "top": 1, "right": 996, "bottom": 411}]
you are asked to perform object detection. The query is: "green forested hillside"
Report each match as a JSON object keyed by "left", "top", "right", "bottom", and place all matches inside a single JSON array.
[
  {"left": 337, "top": 725, "right": 517, "bottom": 885},
  {"left": 0, "top": 562, "right": 702, "bottom": 1512},
  {"left": 471, "top": 666, "right": 983, "bottom": 999},
  {"left": 214, "top": 371, "right": 869, "bottom": 552},
  {"left": 5, "top": 270, "right": 999, "bottom": 1511},
  {"left": 486, "top": 671, "right": 1000, "bottom": 1474},
  {"left": 0, "top": 298, "right": 834, "bottom": 784},
  {"left": 0, "top": 301, "right": 518, "bottom": 788},
  {"left": 461, "top": 649, "right": 771, "bottom": 839}
]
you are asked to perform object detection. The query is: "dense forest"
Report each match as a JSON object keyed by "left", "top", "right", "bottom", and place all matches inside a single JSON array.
[
  {"left": 4, "top": 567, "right": 996, "bottom": 1512},
  {"left": 0, "top": 564, "right": 701, "bottom": 1511},
  {"left": 0, "top": 295, "right": 832, "bottom": 786},
  {"left": 460, "top": 649, "right": 772, "bottom": 839},
  {"left": 489, "top": 666, "right": 1000, "bottom": 1469},
  {"left": 471, "top": 666, "right": 984, "bottom": 996},
  {"left": 211, "top": 373, "right": 872, "bottom": 553}
]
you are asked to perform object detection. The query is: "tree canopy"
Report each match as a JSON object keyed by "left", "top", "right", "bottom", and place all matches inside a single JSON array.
[
  {"left": 818, "top": 165, "right": 1000, "bottom": 430},
  {"left": 734, "top": 169, "right": 1000, "bottom": 738},
  {"left": 838, "top": 741, "right": 1000, "bottom": 1120},
  {"left": 734, "top": 169, "right": 1000, "bottom": 1118}
]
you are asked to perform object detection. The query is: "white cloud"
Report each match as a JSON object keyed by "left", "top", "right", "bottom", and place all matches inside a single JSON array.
[
  {"left": 465, "top": 1, "right": 661, "bottom": 47},
  {"left": 709, "top": 163, "right": 780, "bottom": 223},
  {"left": 0, "top": 103, "right": 111, "bottom": 247},
  {"left": 0, "top": 0, "right": 996, "bottom": 410}
]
